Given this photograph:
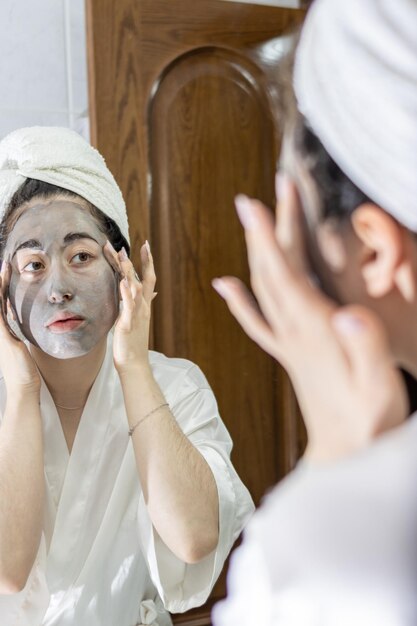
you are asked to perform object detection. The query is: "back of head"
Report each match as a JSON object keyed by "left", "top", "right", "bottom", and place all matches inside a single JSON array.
[{"left": 292, "top": 0, "right": 417, "bottom": 229}]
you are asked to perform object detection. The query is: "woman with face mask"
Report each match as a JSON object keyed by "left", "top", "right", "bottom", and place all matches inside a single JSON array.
[
  {"left": 212, "top": 0, "right": 417, "bottom": 624},
  {"left": 0, "top": 127, "right": 254, "bottom": 626}
]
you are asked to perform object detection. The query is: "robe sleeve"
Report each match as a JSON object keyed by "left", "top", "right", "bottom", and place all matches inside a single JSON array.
[
  {"left": 213, "top": 416, "right": 417, "bottom": 626},
  {"left": 136, "top": 362, "right": 255, "bottom": 614}
]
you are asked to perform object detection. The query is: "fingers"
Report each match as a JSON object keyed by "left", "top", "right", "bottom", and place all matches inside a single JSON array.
[
  {"left": 118, "top": 276, "right": 144, "bottom": 328},
  {"left": 275, "top": 172, "right": 308, "bottom": 274},
  {"left": 104, "top": 239, "right": 157, "bottom": 314},
  {"left": 332, "top": 306, "right": 393, "bottom": 380},
  {"left": 0, "top": 263, "right": 20, "bottom": 342},
  {"left": 104, "top": 241, "right": 139, "bottom": 300},
  {"left": 0, "top": 262, "right": 8, "bottom": 323},
  {"left": 212, "top": 276, "right": 281, "bottom": 360},
  {"left": 103, "top": 240, "right": 123, "bottom": 277},
  {"left": 235, "top": 194, "right": 291, "bottom": 298},
  {"left": 235, "top": 191, "right": 333, "bottom": 334},
  {"left": 118, "top": 247, "right": 140, "bottom": 300},
  {"left": 234, "top": 194, "right": 303, "bottom": 335},
  {"left": 332, "top": 305, "right": 408, "bottom": 435},
  {"left": 140, "top": 240, "right": 157, "bottom": 303},
  {"left": 0, "top": 275, "right": 7, "bottom": 335}
]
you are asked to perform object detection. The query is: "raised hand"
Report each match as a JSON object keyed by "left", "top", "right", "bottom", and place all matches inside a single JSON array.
[
  {"left": 212, "top": 176, "right": 407, "bottom": 462},
  {"left": 103, "top": 240, "right": 156, "bottom": 374},
  {"left": 0, "top": 260, "right": 40, "bottom": 395}
]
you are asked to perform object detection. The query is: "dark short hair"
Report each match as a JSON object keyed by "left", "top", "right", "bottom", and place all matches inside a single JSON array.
[
  {"left": 294, "top": 120, "right": 372, "bottom": 222},
  {"left": 0, "top": 178, "right": 130, "bottom": 258}
]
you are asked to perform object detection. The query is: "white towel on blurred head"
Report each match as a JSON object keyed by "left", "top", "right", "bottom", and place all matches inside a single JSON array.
[
  {"left": 0, "top": 126, "right": 129, "bottom": 243},
  {"left": 294, "top": 0, "right": 417, "bottom": 230}
]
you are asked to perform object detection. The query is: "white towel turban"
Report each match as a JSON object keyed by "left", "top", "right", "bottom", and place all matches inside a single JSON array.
[
  {"left": 294, "top": 0, "right": 417, "bottom": 230},
  {"left": 0, "top": 126, "right": 129, "bottom": 243}
]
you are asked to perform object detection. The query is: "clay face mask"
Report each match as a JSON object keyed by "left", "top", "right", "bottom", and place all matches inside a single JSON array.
[{"left": 4, "top": 199, "right": 120, "bottom": 359}]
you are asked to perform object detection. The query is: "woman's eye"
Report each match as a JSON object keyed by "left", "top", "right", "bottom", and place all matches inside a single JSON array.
[
  {"left": 23, "top": 261, "right": 44, "bottom": 273},
  {"left": 72, "top": 252, "right": 93, "bottom": 264}
]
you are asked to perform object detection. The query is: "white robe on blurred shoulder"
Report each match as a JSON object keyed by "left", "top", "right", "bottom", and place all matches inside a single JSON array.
[
  {"left": 0, "top": 334, "right": 254, "bottom": 626},
  {"left": 213, "top": 417, "right": 417, "bottom": 626}
]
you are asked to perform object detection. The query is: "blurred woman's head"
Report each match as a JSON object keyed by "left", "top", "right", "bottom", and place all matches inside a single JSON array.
[{"left": 276, "top": 0, "right": 417, "bottom": 370}]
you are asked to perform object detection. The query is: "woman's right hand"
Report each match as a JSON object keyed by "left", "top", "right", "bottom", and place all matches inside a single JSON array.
[
  {"left": 0, "top": 261, "right": 41, "bottom": 396},
  {"left": 213, "top": 178, "right": 407, "bottom": 462}
]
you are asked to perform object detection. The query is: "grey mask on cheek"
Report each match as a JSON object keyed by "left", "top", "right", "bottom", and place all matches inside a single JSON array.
[
  {"left": 8, "top": 271, "right": 41, "bottom": 346},
  {"left": 8, "top": 263, "right": 120, "bottom": 359}
]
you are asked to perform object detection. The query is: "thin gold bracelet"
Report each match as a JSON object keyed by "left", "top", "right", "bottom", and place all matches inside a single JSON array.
[{"left": 128, "top": 402, "right": 169, "bottom": 437}]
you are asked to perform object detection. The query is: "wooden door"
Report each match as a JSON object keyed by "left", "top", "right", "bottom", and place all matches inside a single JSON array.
[{"left": 87, "top": 1, "right": 305, "bottom": 623}]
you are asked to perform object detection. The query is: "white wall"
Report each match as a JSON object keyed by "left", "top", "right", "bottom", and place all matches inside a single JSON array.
[
  {"left": 0, "top": 0, "right": 301, "bottom": 143},
  {"left": 0, "top": 0, "right": 89, "bottom": 141}
]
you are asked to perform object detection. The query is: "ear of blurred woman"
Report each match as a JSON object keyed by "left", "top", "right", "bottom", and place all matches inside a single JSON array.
[{"left": 352, "top": 203, "right": 416, "bottom": 302}]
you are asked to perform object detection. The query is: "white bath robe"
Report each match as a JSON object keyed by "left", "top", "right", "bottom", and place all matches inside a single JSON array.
[
  {"left": 0, "top": 334, "right": 254, "bottom": 626},
  {"left": 213, "top": 416, "right": 417, "bottom": 626}
]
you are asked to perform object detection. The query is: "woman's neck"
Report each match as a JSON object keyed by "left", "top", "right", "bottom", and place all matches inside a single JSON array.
[{"left": 29, "top": 337, "right": 108, "bottom": 409}]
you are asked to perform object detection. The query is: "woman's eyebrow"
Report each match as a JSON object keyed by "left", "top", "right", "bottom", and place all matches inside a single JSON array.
[
  {"left": 11, "top": 234, "right": 100, "bottom": 259},
  {"left": 63, "top": 232, "right": 100, "bottom": 245},
  {"left": 12, "top": 239, "right": 42, "bottom": 259}
]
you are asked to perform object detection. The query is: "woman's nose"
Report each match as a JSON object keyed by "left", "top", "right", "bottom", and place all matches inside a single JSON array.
[
  {"left": 48, "top": 287, "right": 74, "bottom": 304},
  {"left": 47, "top": 270, "right": 75, "bottom": 304}
]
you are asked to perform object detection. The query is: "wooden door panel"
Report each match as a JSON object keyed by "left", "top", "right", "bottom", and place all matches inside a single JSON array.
[
  {"left": 150, "top": 45, "right": 278, "bottom": 502},
  {"left": 87, "top": 2, "right": 306, "bottom": 624}
]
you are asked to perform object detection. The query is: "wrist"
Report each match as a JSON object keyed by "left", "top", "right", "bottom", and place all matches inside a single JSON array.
[
  {"left": 304, "top": 434, "right": 374, "bottom": 464},
  {"left": 5, "top": 376, "right": 41, "bottom": 395},
  {"left": 117, "top": 360, "right": 153, "bottom": 384},
  {"left": 5, "top": 388, "right": 41, "bottom": 415}
]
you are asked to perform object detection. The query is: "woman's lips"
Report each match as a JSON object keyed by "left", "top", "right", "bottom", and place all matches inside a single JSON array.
[{"left": 47, "top": 318, "right": 86, "bottom": 333}]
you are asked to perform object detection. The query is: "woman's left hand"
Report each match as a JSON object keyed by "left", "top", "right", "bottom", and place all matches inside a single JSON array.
[{"left": 103, "top": 240, "right": 156, "bottom": 374}]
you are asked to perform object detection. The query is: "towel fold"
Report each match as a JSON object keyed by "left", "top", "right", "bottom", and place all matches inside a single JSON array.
[
  {"left": 0, "top": 126, "right": 129, "bottom": 242},
  {"left": 294, "top": 0, "right": 417, "bottom": 230}
]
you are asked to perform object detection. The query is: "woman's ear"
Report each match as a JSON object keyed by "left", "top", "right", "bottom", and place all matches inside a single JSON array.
[{"left": 351, "top": 203, "right": 415, "bottom": 301}]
